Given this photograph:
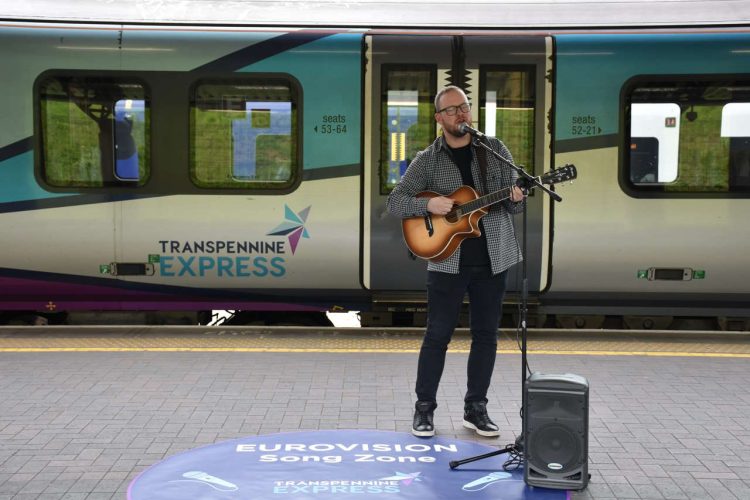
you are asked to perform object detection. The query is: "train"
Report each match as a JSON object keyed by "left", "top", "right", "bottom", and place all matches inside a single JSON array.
[{"left": 1, "top": 1, "right": 750, "bottom": 328}]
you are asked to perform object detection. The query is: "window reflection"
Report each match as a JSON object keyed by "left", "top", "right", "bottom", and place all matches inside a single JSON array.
[
  {"left": 380, "top": 67, "right": 435, "bottom": 193},
  {"left": 481, "top": 68, "right": 536, "bottom": 174},
  {"left": 628, "top": 80, "right": 750, "bottom": 193},
  {"left": 39, "top": 76, "right": 149, "bottom": 187},
  {"left": 191, "top": 81, "right": 297, "bottom": 189}
]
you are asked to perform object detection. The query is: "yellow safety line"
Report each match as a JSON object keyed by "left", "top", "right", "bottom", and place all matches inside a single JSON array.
[
  {"left": 1, "top": 347, "right": 750, "bottom": 358},
  {"left": 0, "top": 347, "right": 417, "bottom": 353},
  {"left": 518, "top": 350, "right": 750, "bottom": 358}
]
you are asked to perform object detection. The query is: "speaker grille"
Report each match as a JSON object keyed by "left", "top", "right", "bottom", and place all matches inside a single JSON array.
[{"left": 527, "top": 423, "right": 581, "bottom": 473}]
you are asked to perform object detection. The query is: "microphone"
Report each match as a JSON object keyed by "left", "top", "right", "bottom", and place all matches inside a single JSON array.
[{"left": 458, "top": 122, "right": 486, "bottom": 139}]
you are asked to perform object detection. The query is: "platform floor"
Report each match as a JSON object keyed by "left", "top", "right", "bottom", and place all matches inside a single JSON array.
[{"left": 0, "top": 326, "right": 749, "bottom": 499}]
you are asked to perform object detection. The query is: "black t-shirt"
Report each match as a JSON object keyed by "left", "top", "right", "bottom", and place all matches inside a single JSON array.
[{"left": 447, "top": 144, "right": 490, "bottom": 268}]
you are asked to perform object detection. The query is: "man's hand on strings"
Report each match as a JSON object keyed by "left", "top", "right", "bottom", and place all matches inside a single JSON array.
[{"left": 427, "top": 196, "right": 455, "bottom": 215}]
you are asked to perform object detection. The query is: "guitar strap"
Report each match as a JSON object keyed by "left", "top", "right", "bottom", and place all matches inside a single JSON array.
[{"left": 475, "top": 142, "right": 489, "bottom": 196}]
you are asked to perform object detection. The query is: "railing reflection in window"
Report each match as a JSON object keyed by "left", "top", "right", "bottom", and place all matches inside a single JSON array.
[
  {"left": 191, "top": 80, "right": 297, "bottom": 189},
  {"left": 39, "top": 76, "right": 150, "bottom": 187}
]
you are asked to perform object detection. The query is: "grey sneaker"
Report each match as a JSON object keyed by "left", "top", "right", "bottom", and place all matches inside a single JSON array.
[
  {"left": 412, "top": 401, "right": 437, "bottom": 437},
  {"left": 463, "top": 401, "right": 500, "bottom": 437}
]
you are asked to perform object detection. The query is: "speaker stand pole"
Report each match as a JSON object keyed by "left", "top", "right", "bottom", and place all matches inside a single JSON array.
[
  {"left": 519, "top": 185, "right": 529, "bottom": 450},
  {"left": 449, "top": 138, "right": 562, "bottom": 471}
]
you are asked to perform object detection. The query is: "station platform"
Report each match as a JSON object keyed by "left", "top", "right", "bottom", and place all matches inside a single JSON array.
[{"left": 0, "top": 326, "right": 749, "bottom": 499}]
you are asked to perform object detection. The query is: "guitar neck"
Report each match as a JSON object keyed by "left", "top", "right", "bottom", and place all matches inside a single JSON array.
[{"left": 454, "top": 186, "right": 512, "bottom": 215}]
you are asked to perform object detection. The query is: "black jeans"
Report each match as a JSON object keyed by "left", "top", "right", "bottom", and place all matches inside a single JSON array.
[{"left": 416, "top": 266, "right": 508, "bottom": 404}]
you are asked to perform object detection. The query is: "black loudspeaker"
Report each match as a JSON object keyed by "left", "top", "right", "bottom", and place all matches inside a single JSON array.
[{"left": 523, "top": 372, "right": 589, "bottom": 490}]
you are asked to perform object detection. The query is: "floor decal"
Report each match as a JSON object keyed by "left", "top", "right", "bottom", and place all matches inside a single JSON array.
[{"left": 128, "top": 430, "right": 568, "bottom": 499}]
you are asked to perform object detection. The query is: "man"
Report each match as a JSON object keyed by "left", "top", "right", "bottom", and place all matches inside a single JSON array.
[{"left": 387, "top": 85, "right": 526, "bottom": 437}]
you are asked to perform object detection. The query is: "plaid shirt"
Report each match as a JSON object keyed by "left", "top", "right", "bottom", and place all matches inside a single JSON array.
[{"left": 387, "top": 135, "right": 524, "bottom": 275}]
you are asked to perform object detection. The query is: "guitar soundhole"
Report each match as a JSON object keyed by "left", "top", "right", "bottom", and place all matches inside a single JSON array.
[{"left": 445, "top": 211, "right": 460, "bottom": 224}]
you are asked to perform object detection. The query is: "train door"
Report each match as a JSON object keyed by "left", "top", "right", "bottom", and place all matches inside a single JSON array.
[{"left": 364, "top": 34, "right": 552, "bottom": 307}]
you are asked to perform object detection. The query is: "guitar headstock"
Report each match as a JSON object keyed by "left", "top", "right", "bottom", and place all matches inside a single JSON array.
[{"left": 541, "top": 164, "right": 577, "bottom": 185}]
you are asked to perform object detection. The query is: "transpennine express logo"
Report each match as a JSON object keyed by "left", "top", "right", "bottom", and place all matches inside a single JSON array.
[
  {"left": 151, "top": 204, "right": 311, "bottom": 279},
  {"left": 128, "top": 430, "right": 568, "bottom": 499},
  {"left": 267, "top": 204, "right": 311, "bottom": 254}
]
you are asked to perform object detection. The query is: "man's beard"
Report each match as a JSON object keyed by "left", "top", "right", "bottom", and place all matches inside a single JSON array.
[{"left": 445, "top": 121, "right": 469, "bottom": 138}]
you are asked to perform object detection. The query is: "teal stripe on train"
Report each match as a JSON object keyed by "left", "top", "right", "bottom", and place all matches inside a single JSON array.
[
  {"left": 240, "top": 33, "right": 363, "bottom": 172},
  {"left": 555, "top": 33, "right": 750, "bottom": 143},
  {"left": 0, "top": 151, "right": 71, "bottom": 203}
]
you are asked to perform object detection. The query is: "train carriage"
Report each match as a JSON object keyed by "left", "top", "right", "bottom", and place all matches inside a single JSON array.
[{"left": 1, "top": 0, "right": 749, "bottom": 328}]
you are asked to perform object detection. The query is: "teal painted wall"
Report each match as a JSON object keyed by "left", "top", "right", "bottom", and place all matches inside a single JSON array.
[
  {"left": 0, "top": 152, "right": 69, "bottom": 203},
  {"left": 555, "top": 34, "right": 750, "bottom": 142},
  {"left": 242, "top": 33, "right": 363, "bottom": 171}
]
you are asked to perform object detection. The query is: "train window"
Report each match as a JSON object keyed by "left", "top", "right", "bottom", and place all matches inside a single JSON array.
[
  {"left": 722, "top": 103, "right": 750, "bottom": 188},
  {"left": 380, "top": 65, "right": 436, "bottom": 194},
  {"left": 190, "top": 79, "right": 298, "bottom": 189},
  {"left": 480, "top": 67, "right": 536, "bottom": 174},
  {"left": 625, "top": 78, "right": 750, "bottom": 193},
  {"left": 38, "top": 76, "right": 150, "bottom": 187}
]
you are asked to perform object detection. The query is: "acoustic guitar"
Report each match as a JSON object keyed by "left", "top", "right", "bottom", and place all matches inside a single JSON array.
[{"left": 401, "top": 164, "right": 577, "bottom": 262}]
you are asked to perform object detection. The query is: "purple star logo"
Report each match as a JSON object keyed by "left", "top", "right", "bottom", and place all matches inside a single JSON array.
[
  {"left": 379, "top": 472, "right": 422, "bottom": 485},
  {"left": 267, "top": 205, "right": 311, "bottom": 254}
]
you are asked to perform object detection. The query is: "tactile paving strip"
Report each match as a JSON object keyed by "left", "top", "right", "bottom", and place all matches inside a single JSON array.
[{"left": 0, "top": 326, "right": 749, "bottom": 357}]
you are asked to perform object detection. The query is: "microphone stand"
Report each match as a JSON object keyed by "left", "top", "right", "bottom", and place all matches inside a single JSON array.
[
  {"left": 472, "top": 136, "right": 561, "bottom": 203},
  {"left": 449, "top": 136, "right": 562, "bottom": 471}
]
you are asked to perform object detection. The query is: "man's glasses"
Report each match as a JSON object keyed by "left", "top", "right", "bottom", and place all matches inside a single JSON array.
[{"left": 437, "top": 103, "right": 471, "bottom": 116}]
